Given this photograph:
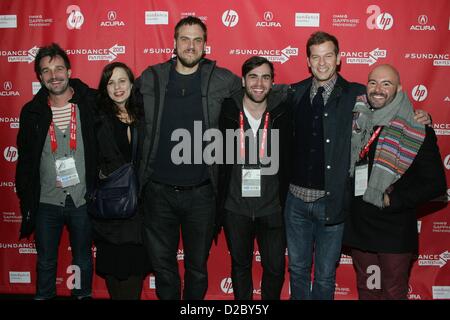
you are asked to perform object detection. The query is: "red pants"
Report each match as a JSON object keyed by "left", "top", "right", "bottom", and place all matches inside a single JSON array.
[{"left": 351, "top": 248, "right": 414, "bottom": 300}]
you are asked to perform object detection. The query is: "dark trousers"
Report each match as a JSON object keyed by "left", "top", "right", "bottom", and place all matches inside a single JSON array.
[
  {"left": 223, "top": 211, "right": 286, "bottom": 300},
  {"left": 105, "top": 275, "right": 143, "bottom": 300},
  {"left": 142, "top": 181, "right": 215, "bottom": 300},
  {"left": 351, "top": 248, "right": 413, "bottom": 300},
  {"left": 34, "top": 196, "right": 93, "bottom": 299}
]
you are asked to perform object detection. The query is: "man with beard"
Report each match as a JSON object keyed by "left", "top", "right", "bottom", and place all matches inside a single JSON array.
[
  {"left": 217, "top": 56, "right": 291, "bottom": 299},
  {"left": 137, "top": 16, "right": 241, "bottom": 299},
  {"left": 343, "top": 64, "right": 446, "bottom": 299},
  {"left": 16, "top": 43, "right": 96, "bottom": 299}
]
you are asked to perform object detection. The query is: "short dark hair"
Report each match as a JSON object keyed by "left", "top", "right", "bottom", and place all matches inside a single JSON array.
[
  {"left": 242, "top": 56, "right": 274, "bottom": 79},
  {"left": 306, "top": 31, "right": 339, "bottom": 57},
  {"left": 174, "top": 16, "right": 207, "bottom": 42},
  {"left": 97, "top": 62, "right": 142, "bottom": 122},
  {"left": 34, "top": 43, "right": 71, "bottom": 78}
]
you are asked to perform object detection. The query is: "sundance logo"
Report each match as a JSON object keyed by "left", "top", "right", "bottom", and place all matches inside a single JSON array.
[
  {"left": 66, "top": 5, "right": 84, "bottom": 30},
  {"left": 433, "top": 123, "right": 450, "bottom": 136},
  {"left": 295, "top": 13, "right": 320, "bottom": 27},
  {"left": 222, "top": 9, "right": 239, "bottom": 28},
  {"left": 220, "top": 277, "right": 233, "bottom": 294},
  {"left": 228, "top": 46, "right": 298, "bottom": 64},
  {"left": 341, "top": 48, "right": 387, "bottom": 66},
  {"left": 145, "top": 11, "right": 168, "bottom": 25},
  {"left": 1, "top": 45, "right": 39, "bottom": 63},
  {"left": 411, "top": 84, "right": 428, "bottom": 102},
  {"left": 432, "top": 286, "right": 450, "bottom": 299},
  {"left": 100, "top": 11, "right": 125, "bottom": 27},
  {"left": 256, "top": 11, "right": 281, "bottom": 28},
  {"left": 418, "top": 251, "right": 449, "bottom": 268},
  {"left": 0, "top": 15, "right": 17, "bottom": 28},
  {"left": 4, "top": 146, "right": 18, "bottom": 162},
  {"left": 66, "top": 44, "right": 125, "bottom": 62},
  {"left": 1, "top": 81, "right": 20, "bottom": 96},
  {"left": 9, "top": 272, "right": 31, "bottom": 284},
  {"left": 366, "top": 5, "right": 393, "bottom": 30},
  {"left": 403, "top": 52, "right": 450, "bottom": 67},
  {"left": 0, "top": 117, "right": 20, "bottom": 128}
]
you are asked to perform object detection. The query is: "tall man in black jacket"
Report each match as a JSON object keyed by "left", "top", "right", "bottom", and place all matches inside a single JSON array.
[
  {"left": 138, "top": 16, "right": 241, "bottom": 300},
  {"left": 16, "top": 43, "right": 96, "bottom": 299},
  {"left": 218, "top": 56, "right": 291, "bottom": 300}
]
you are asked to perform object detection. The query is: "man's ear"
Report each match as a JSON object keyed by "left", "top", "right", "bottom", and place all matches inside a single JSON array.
[{"left": 397, "top": 84, "right": 402, "bottom": 92}]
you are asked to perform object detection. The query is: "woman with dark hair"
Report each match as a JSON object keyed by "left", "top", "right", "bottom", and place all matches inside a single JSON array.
[{"left": 91, "top": 62, "right": 150, "bottom": 299}]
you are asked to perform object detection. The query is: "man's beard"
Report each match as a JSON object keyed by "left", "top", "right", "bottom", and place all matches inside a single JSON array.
[
  {"left": 175, "top": 49, "right": 204, "bottom": 68},
  {"left": 244, "top": 87, "right": 270, "bottom": 104}
]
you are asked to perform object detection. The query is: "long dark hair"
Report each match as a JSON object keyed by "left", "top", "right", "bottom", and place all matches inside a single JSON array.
[{"left": 97, "top": 62, "right": 142, "bottom": 121}]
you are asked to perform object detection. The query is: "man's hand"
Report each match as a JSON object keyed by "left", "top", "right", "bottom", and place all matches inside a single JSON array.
[
  {"left": 414, "top": 109, "right": 432, "bottom": 126},
  {"left": 383, "top": 193, "right": 390, "bottom": 207}
]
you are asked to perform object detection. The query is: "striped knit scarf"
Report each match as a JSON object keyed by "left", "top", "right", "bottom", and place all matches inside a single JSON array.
[{"left": 350, "top": 91, "right": 426, "bottom": 208}]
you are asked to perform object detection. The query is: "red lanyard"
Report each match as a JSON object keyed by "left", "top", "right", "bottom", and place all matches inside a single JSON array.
[
  {"left": 359, "top": 126, "right": 382, "bottom": 160},
  {"left": 48, "top": 103, "right": 77, "bottom": 154},
  {"left": 239, "top": 111, "right": 270, "bottom": 160}
]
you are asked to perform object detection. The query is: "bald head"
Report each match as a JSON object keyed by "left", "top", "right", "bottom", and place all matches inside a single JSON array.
[{"left": 367, "top": 64, "right": 402, "bottom": 109}]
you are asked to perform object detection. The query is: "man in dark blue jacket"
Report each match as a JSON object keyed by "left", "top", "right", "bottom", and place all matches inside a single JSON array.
[{"left": 285, "top": 31, "right": 367, "bottom": 300}]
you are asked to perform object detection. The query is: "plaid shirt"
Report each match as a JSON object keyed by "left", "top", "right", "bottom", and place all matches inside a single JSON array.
[
  {"left": 289, "top": 184, "right": 325, "bottom": 202},
  {"left": 290, "top": 75, "right": 338, "bottom": 202},
  {"left": 310, "top": 74, "right": 337, "bottom": 106}
]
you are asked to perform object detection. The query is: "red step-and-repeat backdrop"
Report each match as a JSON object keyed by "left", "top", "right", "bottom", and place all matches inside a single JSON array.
[{"left": 0, "top": 0, "right": 449, "bottom": 300}]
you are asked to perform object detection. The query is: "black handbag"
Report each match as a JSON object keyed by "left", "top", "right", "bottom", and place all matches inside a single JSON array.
[{"left": 89, "top": 126, "right": 139, "bottom": 219}]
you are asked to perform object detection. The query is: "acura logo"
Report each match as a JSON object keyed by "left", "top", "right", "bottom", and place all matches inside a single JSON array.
[
  {"left": 4, "top": 81, "right": 12, "bottom": 91},
  {"left": 108, "top": 11, "right": 117, "bottom": 21},
  {"left": 264, "top": 11, "right": 273, "bottom": 22},
  {"left": 418, "top": 15, "right": 428, "bottom": 25}
]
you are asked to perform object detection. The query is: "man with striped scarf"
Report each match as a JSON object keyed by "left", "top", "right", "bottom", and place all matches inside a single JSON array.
[{"left": 343, "top": 64, "right": 447, "bottom": 300}]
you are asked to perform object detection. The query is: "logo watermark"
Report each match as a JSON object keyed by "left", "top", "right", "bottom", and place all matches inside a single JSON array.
[{"left": 170, "top": 122, "right": 279, "bottom": 175}]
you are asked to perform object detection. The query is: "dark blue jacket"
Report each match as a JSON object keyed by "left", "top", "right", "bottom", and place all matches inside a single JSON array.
[{"left": 289, "top": 75, "right": 365, "bottom": 225}]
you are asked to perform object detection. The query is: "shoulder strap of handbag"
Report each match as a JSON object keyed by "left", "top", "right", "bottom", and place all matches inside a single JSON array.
[{"left": 131, "top": 125, "right": 138, "bottom": 165}]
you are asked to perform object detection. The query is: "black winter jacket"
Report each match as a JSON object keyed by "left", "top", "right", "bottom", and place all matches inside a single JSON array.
[
  {"left": 217, "top": 87, "right": 293, "bottom": 224},
  {"left": 15, "top": 79, "right": 97, "bottom": 239},
  {"left": 343, "top": 126, "right": 447, "bottom": 253},
  {"left": 136, "top": 58, "right": 241, "bottom": 194}
]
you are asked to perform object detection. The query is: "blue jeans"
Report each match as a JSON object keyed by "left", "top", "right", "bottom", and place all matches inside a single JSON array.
[
  {"left": 284, "top": 192, "right": 344, "bottom": 300},
  {"left": 34, "top": 196, "right": 92, "bottom": 299}
]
